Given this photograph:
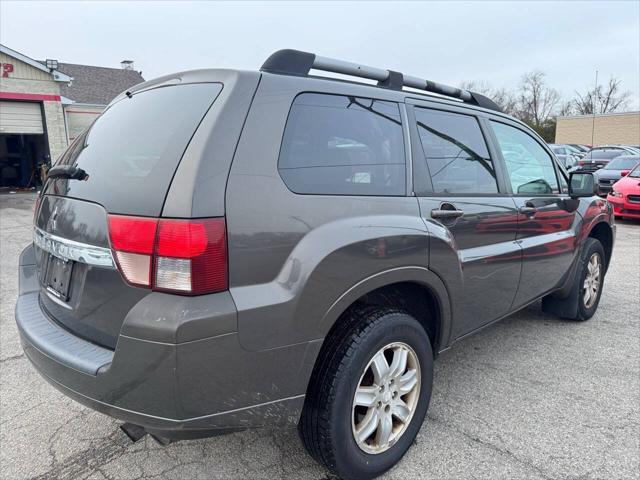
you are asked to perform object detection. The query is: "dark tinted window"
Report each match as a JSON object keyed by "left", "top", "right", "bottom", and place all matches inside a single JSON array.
[
  {"left": 414, "top": 108, "right": 498, "bottom": 194},
  {"left": 491, "top": 121, "right": 559, "bottom": 194},
  {"left": 278, "top": 93, "right": 405, "bottom": 196},
  {"left": 604, "top": 156, "right": 640, "bottom": 170},
  {"left": 585, "top": 149, "right": 626, "bottom": 160},
  {"left": 46, "top": 83, "right": 223, "bottom": 216}
]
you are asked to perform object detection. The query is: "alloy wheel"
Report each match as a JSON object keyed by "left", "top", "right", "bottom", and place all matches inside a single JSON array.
[
  {"left": 351, "top": 342, "right": 421, "bottom": 454},
  {"left": 583, "top": 252, "right": 602, "bottom": 309}
]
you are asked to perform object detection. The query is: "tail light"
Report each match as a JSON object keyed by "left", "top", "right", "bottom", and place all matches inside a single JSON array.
[{"left": 108, "top": 215, "right": 227, "bottom": 295}]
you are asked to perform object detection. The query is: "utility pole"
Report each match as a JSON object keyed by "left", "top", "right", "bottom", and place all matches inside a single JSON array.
[{"left": 591, "top": 70, "right": 598, "bottom": 147}]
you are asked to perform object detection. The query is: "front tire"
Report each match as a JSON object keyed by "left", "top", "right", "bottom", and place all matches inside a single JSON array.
[
  {"left": 576, "top": 238, "right": 605, "bottom": 320},
  {"left": 542, "top": 237, "right": 606, "bottom": 321},
  {"left": 299, "top": 308, "right": 433, "bottom": 480}
]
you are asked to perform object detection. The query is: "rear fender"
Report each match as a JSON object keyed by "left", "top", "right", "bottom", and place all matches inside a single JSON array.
[
  {"left": 231, "top": 215, "right": 439, "bottom": 351},
  {"left": 319, "top": 266, "right": 452, "bottom": 353}
]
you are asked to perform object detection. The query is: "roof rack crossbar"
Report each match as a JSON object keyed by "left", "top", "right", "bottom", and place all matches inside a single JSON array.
[{"left": 260, "top": 49, "right": 498, "bottom": 111}]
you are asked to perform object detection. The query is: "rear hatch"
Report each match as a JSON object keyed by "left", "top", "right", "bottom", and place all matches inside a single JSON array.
[{"left": 35, "top": 82, "right": 223, "bottom": 349}]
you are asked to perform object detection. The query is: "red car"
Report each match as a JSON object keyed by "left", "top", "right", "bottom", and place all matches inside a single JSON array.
[{"left": 607, "top": 164, "right": 640, "bottom": 220}]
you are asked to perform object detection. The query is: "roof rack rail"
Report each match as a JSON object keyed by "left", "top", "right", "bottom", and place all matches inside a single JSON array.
[{"left": 260, "top": 49, "right": 502, "bottom": 112}]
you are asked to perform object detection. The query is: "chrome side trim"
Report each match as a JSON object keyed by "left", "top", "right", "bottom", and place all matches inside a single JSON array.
[{"left": 33, "top": 227, "right": 115, "bottom": 269}]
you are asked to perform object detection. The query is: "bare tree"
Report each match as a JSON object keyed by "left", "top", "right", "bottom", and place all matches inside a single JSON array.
[
  {"left": 573, "top": 77, "right": 632, "bottom": 114},
  {"left": 558, "top": 100, "right": 574, "bottom": 117},
  {"left": 515, "top": 71, "right": 560, "bottom": 128},
  {"left": 459, "top": 80, "right": 517, "bottom": 115}
]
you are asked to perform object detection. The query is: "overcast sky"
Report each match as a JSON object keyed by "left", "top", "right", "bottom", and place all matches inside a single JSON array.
[{"left": 2, "top": 1, "right": 639, "bottom": 109}]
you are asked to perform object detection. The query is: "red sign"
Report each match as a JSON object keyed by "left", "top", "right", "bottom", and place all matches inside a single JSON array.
[{"left": 1, "top": 63, "right": 14, "bottom": 77}]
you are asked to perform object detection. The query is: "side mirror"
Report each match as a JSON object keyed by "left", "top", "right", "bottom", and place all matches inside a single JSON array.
[
  {"left": 569, "top": 172, "right": 596, "bottom": 198},
  {"left": 620, "top": 170, "right": 630, "bottom": 177}
]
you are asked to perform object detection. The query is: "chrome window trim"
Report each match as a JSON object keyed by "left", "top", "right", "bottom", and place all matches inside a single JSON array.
[{"left": 33, "top": 227, "right": 115, "bottom": 269}]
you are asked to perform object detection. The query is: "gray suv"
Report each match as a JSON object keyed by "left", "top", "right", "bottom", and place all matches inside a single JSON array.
[{"left": 15, "top": 50, "right": 615, "bottom": 479}]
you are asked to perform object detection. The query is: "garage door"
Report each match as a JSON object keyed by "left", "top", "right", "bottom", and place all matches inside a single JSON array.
[
  {"left": 65, "top": 106, "right": 102, "bottom": 141},
  {"left": 0, "top": 101, "right": 44, "bottom": 134}
]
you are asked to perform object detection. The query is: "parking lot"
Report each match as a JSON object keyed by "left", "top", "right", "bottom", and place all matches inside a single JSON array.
[{"left": 1, "top": 192, "right": 638, "bottom": 480}]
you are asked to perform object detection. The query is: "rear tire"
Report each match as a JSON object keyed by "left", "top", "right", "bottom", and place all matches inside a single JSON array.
[{"left": 299, "top": 307, "right": 433, "bottom": 480}]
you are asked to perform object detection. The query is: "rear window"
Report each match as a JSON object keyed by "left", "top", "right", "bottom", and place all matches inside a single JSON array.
[
  {"left": 46, "top": 83, "right": 223, "bottom": 216},
  {"left": 604, "top": 156, "right": 639, "bottom": 170},
  {"left": 278, "top": 93, "right": 405, "bottom": 196},
  {"left": 585, "top": 150, "right": 625, "bottom": 160}
]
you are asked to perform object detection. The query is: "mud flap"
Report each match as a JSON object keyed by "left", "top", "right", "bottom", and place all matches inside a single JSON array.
[
  {"left": 541, "top": 242, "right": 584, "bottom": 319},
  {"left": 541, "top": 275, "right": 580, "bottom": 319}
]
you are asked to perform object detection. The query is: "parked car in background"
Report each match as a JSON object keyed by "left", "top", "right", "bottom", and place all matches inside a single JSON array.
[
  {"left": 607, "top": 163, "right": 640, "bottom": 220},
  {"left": 561, "top": 144, "right": 587, "bottom": 158},
  {"left": 549, "top": 144, "right": 580, "bottom": 168},
  {"left": 15, "top": 49, "right": 616, "bottom": 480},
  {"left": 577, "top": 147, "right": 630, "bottom": 172},
  {"left": 594, "top": 155, "right": 640, "bottom": 195},
  {"left": 568, "top": 144, "right": 591, "bottom": 153}
]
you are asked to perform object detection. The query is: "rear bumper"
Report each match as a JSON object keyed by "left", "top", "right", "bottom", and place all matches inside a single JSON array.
[
  {"left": 16, "top": 245, "right": 316, "bottom": 438},
  {"left": 577, "top": 165, "right": 601, "bottom": 173}
]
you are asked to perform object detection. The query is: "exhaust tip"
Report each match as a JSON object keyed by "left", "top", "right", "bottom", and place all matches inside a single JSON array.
[
  {"left": 120, "top": 423, "right": 147, "bottom": 443},
  {"left": 149, "top": 434, "right": 173, "bottom": 446}
]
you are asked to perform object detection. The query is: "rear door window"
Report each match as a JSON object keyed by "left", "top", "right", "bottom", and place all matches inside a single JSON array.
[
  {"left": 278, "top": 93, "right": 405, "bottom": 196},
  {"left": 414, "top": 108, "right": 498, "bottom": 194},
  {"left": 45, "top": 83, "right": 223, "bottom": 216}
]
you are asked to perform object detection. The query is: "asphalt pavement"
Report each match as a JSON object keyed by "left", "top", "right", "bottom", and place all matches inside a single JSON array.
[{"left": 1, "top": 192, "right": 638, "bottom": 479}]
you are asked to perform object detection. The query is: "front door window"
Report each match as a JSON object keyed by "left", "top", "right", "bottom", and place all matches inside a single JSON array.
[{"left": 491, "top": 121, "right": 559, "bottom": 195}]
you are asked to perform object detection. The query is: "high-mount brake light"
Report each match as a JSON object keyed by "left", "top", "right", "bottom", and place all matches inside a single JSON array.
[{"left": 107, "top": 215, "right": 227, "bottom": 295}]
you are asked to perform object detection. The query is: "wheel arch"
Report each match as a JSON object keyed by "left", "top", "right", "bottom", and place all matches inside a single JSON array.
[
  {"left": 318, "top": 267, "right": 452, "bottom": 357},
  {"left": 587, "top": 221, "right": 614, "bottom": 270}
]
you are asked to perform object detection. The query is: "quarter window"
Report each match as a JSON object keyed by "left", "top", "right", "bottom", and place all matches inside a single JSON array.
[
  {"left": 491, "top": 121, "right": 560, "bottom": 195},
  {"left": 278, "top": 93, "right": 405, "bottom": 196},
  {"left": 414, "top": 108, "right": 498, "bottom": 194}
]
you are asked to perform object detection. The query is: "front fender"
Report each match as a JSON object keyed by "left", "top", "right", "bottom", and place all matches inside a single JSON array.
[{"left": 577, "top": 196, "right": 614, "bottom": 245}]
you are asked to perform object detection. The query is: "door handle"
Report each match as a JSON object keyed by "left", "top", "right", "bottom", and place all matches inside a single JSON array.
[
  {"left": 431, "top": 207, "right": 464, "bottom": 219},
  {"left": 518, "top": 205, "right": 537, "bottom": 215}
]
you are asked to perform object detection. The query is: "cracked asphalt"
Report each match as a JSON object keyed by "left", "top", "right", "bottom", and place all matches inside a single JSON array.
[{"left": 1, "top": 192, "right": 639, "bottom": 480}]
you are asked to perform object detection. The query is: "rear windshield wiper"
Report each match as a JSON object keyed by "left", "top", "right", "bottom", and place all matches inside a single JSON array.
[{"left": 47, "top": 165, "right": 88, "bottom": 181}]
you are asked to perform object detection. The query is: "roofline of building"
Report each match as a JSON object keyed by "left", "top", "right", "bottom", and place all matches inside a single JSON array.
[
  {"left": 557, "top": 110, "right": 640, "bottom": 120},
  {"left": 63, "top": 102, "right": 107, "bottom": 108},
  {"left": 57, "top": 61, "right": 140, "bottom": 74},
  {"left": 0, "top": 44, "right": 73, "bottom": 83}
]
